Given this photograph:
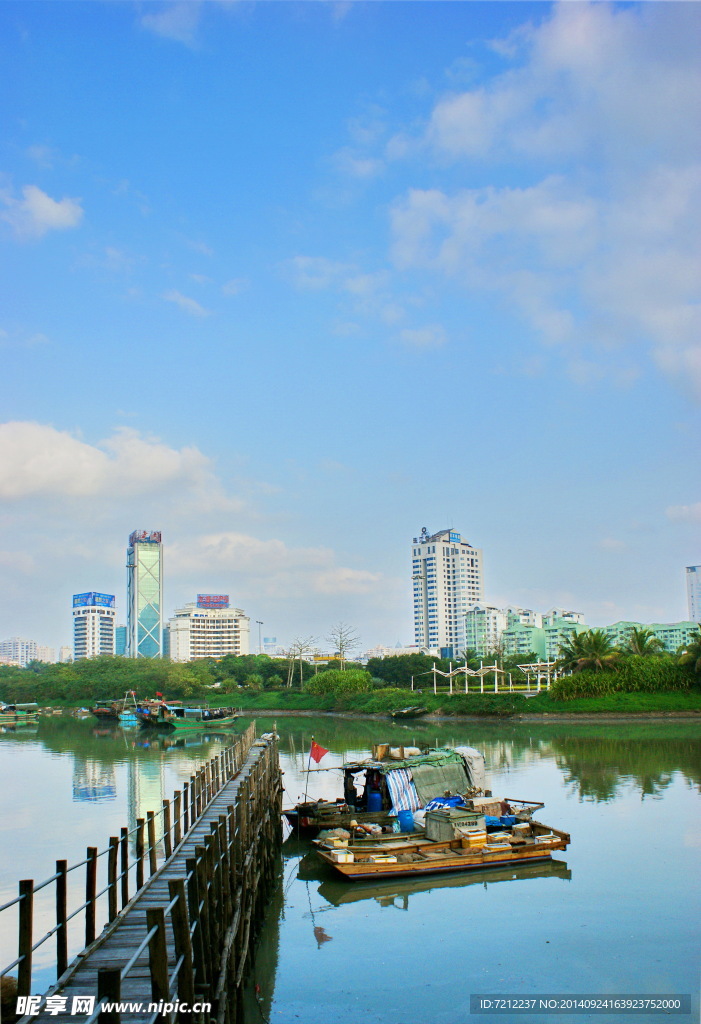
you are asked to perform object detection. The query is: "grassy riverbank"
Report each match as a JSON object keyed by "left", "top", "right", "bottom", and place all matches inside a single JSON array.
[{"left": 208, "top": 688, "right": 701, "bottom": 717}]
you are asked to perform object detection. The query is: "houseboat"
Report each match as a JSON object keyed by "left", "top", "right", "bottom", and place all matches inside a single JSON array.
[{"left": 284, "top": 743, "right": 488, "bottom": 836}]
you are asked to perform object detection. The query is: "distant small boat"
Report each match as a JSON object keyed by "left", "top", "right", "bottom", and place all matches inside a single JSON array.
[
  {"left": 0, "top": 702, "right": 40, "bottom": 726},
  {"left": 389, "top": 706, "right": 427, "bottom": 719}
]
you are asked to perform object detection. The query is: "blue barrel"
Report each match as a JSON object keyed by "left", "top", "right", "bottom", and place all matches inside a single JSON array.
[
  {"left": 398, "top": 809, "right": 414, "bottom": 833},
  {"left": 367, "top": 790, "right": 382, "bottom": 811}
]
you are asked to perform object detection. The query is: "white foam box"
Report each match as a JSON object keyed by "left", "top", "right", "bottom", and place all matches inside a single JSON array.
[
  {"left": 368, "top": 855, "right": 397, "bottom": 863},
  {"left": 330, "top": 850, "right": 355, "bottom": 863}
]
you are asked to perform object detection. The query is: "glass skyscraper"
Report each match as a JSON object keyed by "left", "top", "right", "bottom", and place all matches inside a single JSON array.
[{"left": 126, "top": 530, "right": 163, "bottom": 658}]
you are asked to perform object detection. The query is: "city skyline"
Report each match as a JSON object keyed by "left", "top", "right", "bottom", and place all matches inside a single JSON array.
[{"left": 1, "top": 2, "right": 699, "bottom": 650}]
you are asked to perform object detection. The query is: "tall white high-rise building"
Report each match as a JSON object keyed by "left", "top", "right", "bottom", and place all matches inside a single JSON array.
[
  {"left": 686, "top": 566, "right": 701, "bottom": 623},
  {"left": 127, "top": 530, "right": 163, "bottom": 658},
  {"left": 72, "top": 593, "right": 116, "bottom": 660},
  {"left": 168, "top": 595, "right": 250, "bottom": 662},
  {"left": 411, "top": 527, "right": 483, "bottom": 656}
]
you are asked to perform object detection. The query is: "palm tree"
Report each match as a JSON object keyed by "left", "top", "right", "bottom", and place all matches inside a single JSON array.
[
  {"left": 622, "top": 627, "right": 664, "bottom": 656},
  {"left": 557, "top": 629, "right": 620, "bottom": 673},
  {"left": 678, "top": 626, "right": 701, "bottom": 674}
]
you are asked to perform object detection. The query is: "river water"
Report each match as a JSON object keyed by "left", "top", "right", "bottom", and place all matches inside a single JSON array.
[{"left": 1, "top": 715, "right": 699, "bottom": 1023}]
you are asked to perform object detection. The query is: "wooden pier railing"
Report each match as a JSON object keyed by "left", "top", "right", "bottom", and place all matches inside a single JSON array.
[{"left": 0, "top": 723, "right": 283, "bottom": 1023}]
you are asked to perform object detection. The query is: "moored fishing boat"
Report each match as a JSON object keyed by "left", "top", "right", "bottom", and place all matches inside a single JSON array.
[
  {"left": 315, "top": 818, "right": 570, "bottom": 881},
  {"left": 389, "top": 706, "right": 427, "bottom": 719},
  {"left": 89, "top": 699, "right": 122, "bottom": 722},
  {"left": 0, "top": 702, "right": 40, "bottom": 726},
  {"left": 284, "top": 743, "right": 487, "bottom": 837},
  {"left": 136, "top": 701, "right": 240, "bottom": 730}
]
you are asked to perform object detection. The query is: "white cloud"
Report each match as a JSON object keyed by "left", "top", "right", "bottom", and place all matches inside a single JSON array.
[
  {"left": 140, "top": 2, "right": 202, "bottom": 46},
  {"left": 168, "top": 531, "right": 383, "bottom": 598},
  {"left": 284, "top": 256, "right": 350, "bottom": 290},
  {"left": 386, "top": 2, "right": 701, "bottom": 398},
  {"left": 599, "top": 537, "right": 627, "bottom": 552},
  {"left": 666, "top": 503, "right": 701, "bottom": 524},
  {"left": 0, "top": 422, "right": 219, "bottom": 502},
  {"left": 398, "top": 325, "right": 446, "bottom": 350},
  {"left": 26, "top": 145, "right": 58, "bottom": 168},
  {"left": 163, "top": 290, "right": 212, "bottom": 317},
  {"left": 1, "top": 184, "right": 83, "bottom": 239},
  {"left": 0, "top": 328, "right": 51, "bottom": 349},
  {"left": 222, "top": 277, "right": 249, "bottom": 296},
  {"left": 333, "top": 148, "right": 384, "bottom": 180}
]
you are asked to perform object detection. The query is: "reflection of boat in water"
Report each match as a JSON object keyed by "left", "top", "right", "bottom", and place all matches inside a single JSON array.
[
  {"left": 0, "top": 702, "right": 40, "bottom": 726},
  {"left": 315, "top": 856, "right": 572, "bottom": 907},
  {"left": 136, "top": 702, "right": 240, "bottom": 731},
  {"left": 134, "top": 730, "right": 235, "bottom": 750}
]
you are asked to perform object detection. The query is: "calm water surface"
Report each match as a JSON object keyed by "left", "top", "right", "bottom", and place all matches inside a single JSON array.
[
  {"left": 248, "top": 717, "right": 700, "bottom": 1024},
  {"left": 1, "top": 715, "right": 699, "bottom": 1024}
]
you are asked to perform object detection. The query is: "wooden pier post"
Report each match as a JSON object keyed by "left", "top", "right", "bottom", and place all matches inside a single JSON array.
[
  {"left": 163, "top": 800, "right": 172, "bottom": 859},
  {"left": 145, "top": 908, "right": 170, "bottom": 1008},
  {"left": 97, "top": 967, "right": 121, "bottom": 1024},
  {"left": 168, "top": 879, "right": 195, "bottom": 1009},
  {"left": 147, "top": 812, "right": 157, "bottom": 876},
  {"left": 173, "top": 791, "right": 182, "bottom": 846},
  {"left": 85, "top": 847, "right": 97, "bottom": 946},
  {"left": 186, "top": 856, "right": 208, "bottom": 987},
  {"left": 56, "top": 860, "right": 68, "bottom": 978},
  {"left": 120, "top": 828, "right": 129, "bottom": 909},
  {"left": 107, "top": 838, "right": 119, "bottom": 922},
  {"left": 136, "top": 819, "right": 145, "bottom": 890},
  {"left": 18, "top": 879, "right": 33, "bottom": 997}
]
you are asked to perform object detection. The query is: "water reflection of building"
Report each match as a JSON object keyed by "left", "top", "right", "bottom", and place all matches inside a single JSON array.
[
  {"left": 72, "top": 759, "right": 117, "bottom": 803},
  {"left": 127, "top": 756, "right": 166, "bottom": 847}
]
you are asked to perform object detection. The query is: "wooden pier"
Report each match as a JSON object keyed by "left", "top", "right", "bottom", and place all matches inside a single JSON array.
[{"left": 1, "top": 724, "right": 282, "bottom": 1024}]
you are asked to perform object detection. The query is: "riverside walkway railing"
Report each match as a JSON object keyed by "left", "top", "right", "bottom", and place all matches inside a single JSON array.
[{"left": 0, "top": 721, "right": 281, "bottom": 1024}]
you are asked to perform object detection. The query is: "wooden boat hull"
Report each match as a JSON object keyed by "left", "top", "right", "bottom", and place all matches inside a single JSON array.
[
  {"left": 0, "top": 713, "right": 38, "bottom": 726},
  {"left": 389, "top": 707, "right": 427, "bottom": 719},
  {"left": 90, "top": 708, "right": 120, "bottom": 722},
  {"left": 317, "top": 822, "right": 570, "bottom": 881},
  {"left": 170, "top": 715, "right": 239, "bottom": 730}
]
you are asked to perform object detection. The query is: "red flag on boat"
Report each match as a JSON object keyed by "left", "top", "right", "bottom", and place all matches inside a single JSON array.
[
  {"left": 309, "top": 740, "right": 329, "bottom": 764},
  {"left": 156, "top": 692, "right": 163, "bottom": 698}
]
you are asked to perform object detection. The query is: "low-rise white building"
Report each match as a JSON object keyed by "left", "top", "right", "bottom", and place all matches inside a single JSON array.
[
  {"left": 363, "top": 644, "right": 427, "bottom": 660},
  {"left": 168, "top": 596, "right": 250, "bottom": 662}
]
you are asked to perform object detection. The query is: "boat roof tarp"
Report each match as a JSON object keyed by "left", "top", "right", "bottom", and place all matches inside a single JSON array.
[{"left": 379, "top": 749, "right": 470, "bottom": 806}]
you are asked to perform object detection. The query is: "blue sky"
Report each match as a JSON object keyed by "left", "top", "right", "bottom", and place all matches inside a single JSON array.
[{"left": 1, "top": 1, "right": 699, "bottom": 652}]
